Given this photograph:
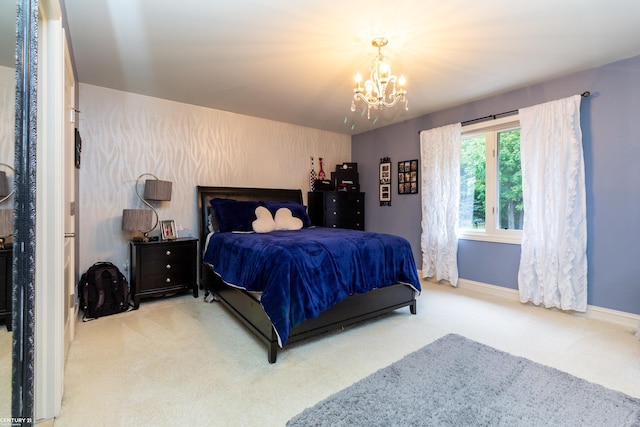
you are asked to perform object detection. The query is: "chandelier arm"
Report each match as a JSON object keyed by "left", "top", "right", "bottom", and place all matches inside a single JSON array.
[{"left": 135, "top": 172, "right": 160, "bottom": 234}]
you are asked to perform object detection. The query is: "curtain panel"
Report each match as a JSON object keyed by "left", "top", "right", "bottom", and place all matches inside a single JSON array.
[
  {"left": 518, "top": 95, "right": 588, "bottom": 311},
  {"left": 419, "top": 123, "right": 462, "bottom": 286}
]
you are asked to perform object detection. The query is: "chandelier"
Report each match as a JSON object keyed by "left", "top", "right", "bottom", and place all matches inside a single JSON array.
[{"left": 351, "top": 37, "right": 408, "bottom": 119}]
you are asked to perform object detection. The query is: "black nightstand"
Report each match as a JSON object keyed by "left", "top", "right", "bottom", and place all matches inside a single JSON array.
[
  {"left": 0, "top": 247, "right": 12, "bottom": 331},
  {"left": 307, "top": 191, "right": 365, "bottom": 230},
  {"left": 129, "top": 238, "right": 198, "bottom": 309}
]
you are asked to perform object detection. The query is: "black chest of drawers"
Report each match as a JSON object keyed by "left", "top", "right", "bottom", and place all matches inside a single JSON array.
[
  {"left": 129, "top": 238, "right": 198, "bottom": 308},
  {"left": 307, "top": 191, "right": 365, "bottom": 230},
  {"left": 0, "top": 247, "right": 11, "bottom": 331}
]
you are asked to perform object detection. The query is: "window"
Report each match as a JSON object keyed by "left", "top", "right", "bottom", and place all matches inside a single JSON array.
[{"left": 459, "top": 116, "right": 523, "bottom": 244}]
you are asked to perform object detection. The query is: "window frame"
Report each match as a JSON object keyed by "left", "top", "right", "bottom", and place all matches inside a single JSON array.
[{"left": 458, "top": 115, "right": 522, "bottom": 245}]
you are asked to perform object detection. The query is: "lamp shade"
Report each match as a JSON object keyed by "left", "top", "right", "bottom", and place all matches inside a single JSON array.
[
  {"left": 0, "top": 171, "right": 8, "bottom": 197},
  {"left": 121, "top": 209, "right": 153, "bottom": 232},
  {"left": 0, "top": 209, "right": 12, "bottom": 237},
  {"left": 144, "top": 179, "right": 172, "bottom": 201}
]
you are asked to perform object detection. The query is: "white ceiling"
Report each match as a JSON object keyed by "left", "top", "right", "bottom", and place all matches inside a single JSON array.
[{"left": 62, "top": 0, "right": 640, "bottom": 135}]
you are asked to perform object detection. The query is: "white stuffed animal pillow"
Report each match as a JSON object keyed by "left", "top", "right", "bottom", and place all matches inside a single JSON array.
[
  {"left": 252, "top": 206, "right": 276, "bottom": 233},
  {"left": 274, "top": 207, "right": 303, "bottom": 231}
]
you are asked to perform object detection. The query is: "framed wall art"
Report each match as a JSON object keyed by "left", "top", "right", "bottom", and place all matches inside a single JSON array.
[
  {"left": 379, "top": 157, "right": 391, "bottom": 206},
  {"left": 398, "top": 159, "right": 419, "bottom": 194}
]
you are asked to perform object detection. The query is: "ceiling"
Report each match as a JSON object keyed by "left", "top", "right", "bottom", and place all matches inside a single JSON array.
[{"left": 62, "top": 0, "right": 640, "bottom": 135}]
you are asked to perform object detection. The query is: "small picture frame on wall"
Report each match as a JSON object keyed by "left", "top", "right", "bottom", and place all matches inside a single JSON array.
[
  {"left": 398, "top": 159, "right": 419, "bottom": 194},
  {"left": 379, "top": 157, "right": 392, "bottom": 206},
  {"left": 161, "top": 220, "right": 177, "bottom": 240},
  {"left": 380, "top": 184, "right": 391, "bottom": 203}
]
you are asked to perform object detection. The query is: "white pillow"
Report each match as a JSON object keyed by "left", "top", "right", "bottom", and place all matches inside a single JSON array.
[
  {"left": 275, "top": 208, "right": 303, "bottom": 231},
  {"left": 252, "top": 206, "right": 276, "bottom": 233}
]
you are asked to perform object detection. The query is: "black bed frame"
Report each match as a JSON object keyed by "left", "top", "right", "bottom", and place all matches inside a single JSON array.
[{"left": 197, "top": 186, "right": 417, "bottom": 363}]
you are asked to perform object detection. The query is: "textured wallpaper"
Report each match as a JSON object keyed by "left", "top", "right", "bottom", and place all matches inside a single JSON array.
[
  {"left": 0, "top": 66, "right": 15, "bottom": 207},
  {"left": 78, "top": 83, "right": 350, "bottom": 276}
]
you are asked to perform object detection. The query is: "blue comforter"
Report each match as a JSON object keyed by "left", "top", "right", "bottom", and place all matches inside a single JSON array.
[{"left": 203, "top": 227, "right": 421, "bottom": 347}]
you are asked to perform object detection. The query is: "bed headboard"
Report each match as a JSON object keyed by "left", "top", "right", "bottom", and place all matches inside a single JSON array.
[{"left": 196, "top": 185, "right": 303, "bottom": 248}]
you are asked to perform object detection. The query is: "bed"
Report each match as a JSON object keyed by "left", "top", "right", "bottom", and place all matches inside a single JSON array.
[{"left": 197, "top": 185, "right": 421, "bottom": 363}]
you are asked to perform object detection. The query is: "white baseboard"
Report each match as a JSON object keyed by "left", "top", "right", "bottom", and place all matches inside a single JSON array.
[{"left": 421, "top": 274, "right": 640, "bottom": 332}]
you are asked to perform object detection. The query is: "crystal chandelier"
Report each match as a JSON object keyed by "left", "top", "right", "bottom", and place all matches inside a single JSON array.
[{"left": 351, "top": 37, "right": 408, "bottom": 119}]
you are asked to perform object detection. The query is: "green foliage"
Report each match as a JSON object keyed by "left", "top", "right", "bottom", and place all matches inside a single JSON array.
[
  {"left": 459, "top": 128, "right": 523, "bottom": 230},
  {"left": 497, "top": 129, "right": 523, "bottom": 229},
  {"left": 460, "top": 135, "right": 486, "bottom": 229}
]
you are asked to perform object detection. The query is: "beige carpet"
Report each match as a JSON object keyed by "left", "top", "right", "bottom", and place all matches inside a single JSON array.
[{"left": 52, "top": 282, "right": 640, "bottom": 426}]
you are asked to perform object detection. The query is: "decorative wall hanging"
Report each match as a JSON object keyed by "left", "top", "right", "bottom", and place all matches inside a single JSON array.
[
  {"left": 379, "top": 157, "right": 391, "bottom": 206},
  {"left": 74, "top": 128, "right": 82, "bottom": 168},
  {"left": 398, "top": 159, "right": 419, "bottom": 194}
]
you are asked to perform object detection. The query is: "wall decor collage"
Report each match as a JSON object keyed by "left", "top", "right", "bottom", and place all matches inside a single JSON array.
[
  {"left": 379, "top": 158, "right": 419, "bottom": 206},
  {"left": 398, "top": 159, "right": 418, "bottom": 194}
]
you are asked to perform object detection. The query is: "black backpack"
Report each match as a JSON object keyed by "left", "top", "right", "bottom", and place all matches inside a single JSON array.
[{"left": 78, "top": 262, "right": 131, "bottom": 320}]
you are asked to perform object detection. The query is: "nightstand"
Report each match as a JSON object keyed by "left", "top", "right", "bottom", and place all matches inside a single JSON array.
[
  {"left": 129, "top": 238, "right": 198, "bottom": 309},
  {"left": 0, "top": 247, "right": 12, "bottom": 331}
]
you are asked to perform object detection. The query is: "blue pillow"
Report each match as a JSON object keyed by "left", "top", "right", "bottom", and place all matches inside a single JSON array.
[
  {"left": 210, "top": 198, "right": 262, "bottom": 232},
  {"left": 264, "top": 201, "right": 311, "bottom": 228}
]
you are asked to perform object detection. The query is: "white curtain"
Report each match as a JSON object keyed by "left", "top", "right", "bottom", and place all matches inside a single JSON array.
[
  {"left": 419, "top": 123, "right": 462, "bottom": 286},
  {"left": 518, "top": 95, "right": 588, "bottom": 311}
]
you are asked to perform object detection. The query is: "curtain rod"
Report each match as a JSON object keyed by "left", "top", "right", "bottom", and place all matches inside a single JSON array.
[{"left": 460, "top": 91, "right": 591, "bottom": 127}]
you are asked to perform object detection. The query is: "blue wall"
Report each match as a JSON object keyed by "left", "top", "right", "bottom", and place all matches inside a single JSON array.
[{"left": 352, "top": 54, "right": 640, "bottom": 315}]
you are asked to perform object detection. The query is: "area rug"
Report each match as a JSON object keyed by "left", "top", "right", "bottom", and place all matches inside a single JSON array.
[{"left": 287, "top": 334, "right": 640, "bottom": 426}]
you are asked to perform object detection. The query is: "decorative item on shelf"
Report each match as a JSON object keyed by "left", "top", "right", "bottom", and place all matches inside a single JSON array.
[
  {"left": 121, "top": 173, "right": 172, "bottom": 241},
  {"left": 351, "top": 37, "right": 408, "bottom": 120},
  {"left": 160, "top": 220, "right": 177, "bottom": 240},
  {"left": 379, "top": 157, "right": 392, "bottom": 206},
  {"left": 398, "top": 159, "right": 419, "bottom": 195},
  {"left": 317, "top": 157, "right": 326, "bottom": 180},
  {"left": 333, "top": 162, "right": 359, "bottom": 192},
  {"left": 0, "top": 163, "right": 15, "bottom": 249},
  {"left": 309, "top": 156, "right": 317, "bottom": 191}
]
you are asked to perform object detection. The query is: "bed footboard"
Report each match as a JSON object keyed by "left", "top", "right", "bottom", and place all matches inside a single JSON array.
[{"left": 204, "top": 263, "right": 416, "bottom": 363}]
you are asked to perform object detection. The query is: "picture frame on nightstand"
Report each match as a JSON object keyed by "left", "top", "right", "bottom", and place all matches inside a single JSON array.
[{"left": 161, "top": 220, "right": 177, "bottom": 240}]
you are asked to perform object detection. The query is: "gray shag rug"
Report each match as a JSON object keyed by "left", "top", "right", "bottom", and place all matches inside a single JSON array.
[{"left": 287, "top": 334, "right": 640, "bottom": 426}]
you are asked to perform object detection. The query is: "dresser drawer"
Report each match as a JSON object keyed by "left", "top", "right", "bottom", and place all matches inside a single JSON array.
[
  {"left": 139, "top": 243, "right": 193, "bottom": 261},
  {"left": 140, "top": 254, "right": 192, "bottom": 275},
  {"left": 139, "top": 271, "right": 196, "bottom": 292}
]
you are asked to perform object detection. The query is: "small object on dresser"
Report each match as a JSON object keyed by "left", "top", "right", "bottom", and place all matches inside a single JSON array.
[
  {"left": 313, "top": 179, "right": 334, "bottom": 191},
  {"left": 317, "top": 157, "right": 326, "bottom": 180},
  {"left": 309, "top": 156, "right": 317, "bottom": 191}
]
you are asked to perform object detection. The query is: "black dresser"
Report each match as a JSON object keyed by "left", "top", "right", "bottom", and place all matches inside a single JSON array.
[
  {"left": 0, "top": 247, "right": 12, "bottom": 331},
  {"left": 307, "top": 191, "right": 364, "bottom": 230}
]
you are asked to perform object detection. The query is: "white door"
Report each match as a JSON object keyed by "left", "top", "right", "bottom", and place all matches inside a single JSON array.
[{"left": 63, "top": 34, "right": 76, "bottom": 358}]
